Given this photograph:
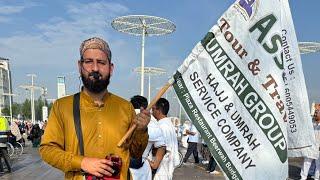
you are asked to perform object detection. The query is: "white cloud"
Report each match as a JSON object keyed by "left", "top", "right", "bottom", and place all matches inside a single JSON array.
[
  {"left": 0, "top": 2, "right": 39, "bottom": 24},
  {"left": 0, "top": 5, "right": 26, "bottom": 15},
  {"left": 0, "top": 1, "right": 181, "bottom": 101},
  {"left": 0, "top": 1, "right": 130, "bottom": 67},
  {"left": 67, "top": 2, "right": 128, "bottom": 17},
  {"left": 0, "top": 1, "right": 38, "bottom": 15},
  {"left": 0, "top": 1, "right": 136, "bottom": 99}
]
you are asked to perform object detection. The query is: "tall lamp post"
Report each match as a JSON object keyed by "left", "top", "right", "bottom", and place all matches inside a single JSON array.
[
  {"left": 134, "top": 67, "right": 166, "bottom": 102},
  {"left": 111, "top": 15, "right": 175, "bottom": 96},
  {"left": 20, "top": 74, "right": 43, "bottom": 124}
]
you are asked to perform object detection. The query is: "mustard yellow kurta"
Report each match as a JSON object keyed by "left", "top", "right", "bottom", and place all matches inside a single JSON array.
[{"left": 39, "top": 92, "right": 148, "bottom": 180}]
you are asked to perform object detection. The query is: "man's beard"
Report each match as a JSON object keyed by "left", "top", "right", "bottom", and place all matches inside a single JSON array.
[{"left": 81, "top": 71, "right": 110, "bottom": 93}]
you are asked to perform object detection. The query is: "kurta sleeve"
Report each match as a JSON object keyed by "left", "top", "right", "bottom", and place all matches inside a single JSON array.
[
  {"left": 126, "top": 105, "right": 148, "bottom": 158},
  {"left": 39, "top": 101, "right": 84, "bottom": 172}
]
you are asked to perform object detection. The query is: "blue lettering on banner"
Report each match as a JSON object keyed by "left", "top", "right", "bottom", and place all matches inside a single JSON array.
[{"left": 239, "top": 0, "right": 256, "bottom": 17}]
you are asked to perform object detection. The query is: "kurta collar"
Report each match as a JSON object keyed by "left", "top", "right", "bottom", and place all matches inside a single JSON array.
[{"left": 80, "top": 90, "right": 110, "bottom": 108}]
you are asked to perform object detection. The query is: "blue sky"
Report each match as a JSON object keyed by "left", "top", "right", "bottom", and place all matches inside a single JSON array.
[{"left": 0, "top": 0, "right": 319, "bottom": 115}]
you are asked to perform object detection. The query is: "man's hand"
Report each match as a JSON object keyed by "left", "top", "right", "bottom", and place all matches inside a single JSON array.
[
  {"left": 147, "top": 159, "right": 158, "bottom": 170},
  {"left": 134, "top": 108, "right": 150, "bottom": 131},
  {"left": 186, "top": 130, "right": 195, "bottom": 136},
  {"left": 81, "top": 157, "right": 114, "bottom": 177},
  {"left": 147, "top": 146, "right": 166, "bottom": 170}
]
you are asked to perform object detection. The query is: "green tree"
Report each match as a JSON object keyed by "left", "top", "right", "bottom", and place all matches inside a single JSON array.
[
  {"left": 47, "top": 102, "right": 53, "bottom": 116},
  {"left": 21, "top": 99, "right": 31, "bottom": 119},
  {"left": 1, "top": 103, "right": 22, "bottom": 118},
  {"left": 12, "top": 102, "right": 22, "bottom": 117},
  {"left": 1, "top": 107, "right": 10, "bottom": 116},
  {"left": 35, "top": 97, "right": 45, "bottom": 121}
]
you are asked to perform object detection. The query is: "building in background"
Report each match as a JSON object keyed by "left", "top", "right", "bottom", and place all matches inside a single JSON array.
[
  {"left": 57, "top": 76, "right": 66, "bottom": 99},
  {"left": 42, "top": 106, "right": 48, "bottom": 121},
  {"left": 0, "top": 57, "right": 13, "bottom": 116}
]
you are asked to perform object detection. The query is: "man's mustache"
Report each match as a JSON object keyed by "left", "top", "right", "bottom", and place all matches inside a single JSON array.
[{"left": 88, "top": 71, "right": 102, "bottom": 80}]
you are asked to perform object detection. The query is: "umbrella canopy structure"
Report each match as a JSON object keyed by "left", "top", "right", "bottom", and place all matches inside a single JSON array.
[
  {"left": 298, "top": 41, "right": 320, "bottom": 54},
  {"left": 111, "top": 15, "right": 175, "bottom": 96}
]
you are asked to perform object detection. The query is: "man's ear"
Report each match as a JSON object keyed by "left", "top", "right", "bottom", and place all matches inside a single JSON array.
[
  {"left": 77, "top": 60, "right": 82, "bottom": 74},
  {"left": 110, "top": 63, "right": 114, "bottom": 76}
]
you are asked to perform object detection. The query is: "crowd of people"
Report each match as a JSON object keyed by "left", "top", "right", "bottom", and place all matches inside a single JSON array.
[
  {"left": 0, "top": 117, "right": 47, "bottom": 174},
  {"left": 0, "top": 108, "right": 223, "bottom": 178}
]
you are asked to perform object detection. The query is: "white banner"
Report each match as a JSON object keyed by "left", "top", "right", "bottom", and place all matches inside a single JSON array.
[
  {"left": 280, "top": 0, "right": 317, "bottom": 158},
  {"left": 172, "top": 0, "right": 292, "bottom": 179}
]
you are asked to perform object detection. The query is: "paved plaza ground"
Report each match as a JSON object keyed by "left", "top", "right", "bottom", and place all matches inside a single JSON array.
[{"left": 0, "top": 142, "right": 312, "bottom": 180}]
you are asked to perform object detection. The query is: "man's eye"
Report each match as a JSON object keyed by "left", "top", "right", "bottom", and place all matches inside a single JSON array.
[
  {"left": 98, "top": 61, "right": 107, "bottom": 65},
  {"left": 83, "top": 60, "right": 93, "bottom": 64}
]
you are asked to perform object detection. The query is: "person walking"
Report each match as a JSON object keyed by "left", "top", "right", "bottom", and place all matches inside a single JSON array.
[
  {"left": 182, "top": 123, "right": 200, "bottom": 164},
  {"left": 206, "top": 155, "right": 220, "bottom": 175},
  {"left": 30, "top": 124, "right": 42, "bottom": 147}
]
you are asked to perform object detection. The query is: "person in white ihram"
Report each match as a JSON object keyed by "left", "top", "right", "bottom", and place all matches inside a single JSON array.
[
  {"left": 129, "top": 95, "right": 166, "bottom": 180},
  {"left": 181, "top": 120, "right": 191, "bottom": 148},
  {"left": 151, "top": 98, "right": 179, "bottom": 180}
]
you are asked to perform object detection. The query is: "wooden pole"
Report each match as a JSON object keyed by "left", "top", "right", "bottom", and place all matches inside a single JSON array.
[{"left": 117, "top": 82, "right": 172, "bottom": 147}]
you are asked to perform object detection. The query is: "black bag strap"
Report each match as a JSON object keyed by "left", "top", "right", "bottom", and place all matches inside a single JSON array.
[{"left": 73, "top": 92, "right": 84, "bottom": 156}]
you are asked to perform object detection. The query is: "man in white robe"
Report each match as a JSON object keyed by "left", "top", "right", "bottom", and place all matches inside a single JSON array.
[
  {"left": 151, "top": 98, "right": 179, "bottom": 180},
  {"left": 182, "top": 123, "right": 200, "bottom": 164},
  {"left": 181, "top": 120, "right": 191, "bottom": 148},
  {"left": 129, "top": 95, "right": 166, "bottom": 180}
]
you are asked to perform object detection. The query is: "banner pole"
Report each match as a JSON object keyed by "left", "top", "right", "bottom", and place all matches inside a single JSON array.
[{"left": 117, "top": 81, "right": 173, "bottom": 147}]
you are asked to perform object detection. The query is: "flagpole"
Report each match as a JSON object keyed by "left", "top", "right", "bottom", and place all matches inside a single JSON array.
[
  {"left": 117, "top": 80, "right": 173, "bottom": 147},
  {"left": 117, "top": 41, "right": 197, "bottom": 147}
]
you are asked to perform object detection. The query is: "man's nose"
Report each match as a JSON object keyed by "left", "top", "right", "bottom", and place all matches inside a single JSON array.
[{"left": 92, "top": 61, "right": 99, "bottom": 71}]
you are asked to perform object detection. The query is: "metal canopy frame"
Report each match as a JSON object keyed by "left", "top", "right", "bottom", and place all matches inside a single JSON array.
[
  {"left": 298, "top": 42, "right": 320, "bottom": 55},
  {"left": 111, "top": 15, "right": 176, "bottom": 36},
  {"left": 111, "top": 15, "right": 175, "bottom": 96}
]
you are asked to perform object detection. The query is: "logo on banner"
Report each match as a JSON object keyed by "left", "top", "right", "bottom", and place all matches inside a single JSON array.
[{"left": 235, "top": 0, "right": 258, "bottom": 20}]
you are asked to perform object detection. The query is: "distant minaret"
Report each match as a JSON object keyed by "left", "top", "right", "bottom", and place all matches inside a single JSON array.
[{"left": 57, "top": 76, "right": 66, "bottom": 98}]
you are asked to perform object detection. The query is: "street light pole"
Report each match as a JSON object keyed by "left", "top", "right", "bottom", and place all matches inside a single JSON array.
[
  {"left": 7, "top": 69, "right": 12, "bottom": 122},
  {"left": 148, "top": 73, "right": 151, "bottom": 102},
  {"left": 21, "top": 78, "right": 47, "bottom": 123},
  {"left": 141, "top": 23, "right": 146, "bottom": 96},
  {"left": 27, "top": 74, "right": 36, "bottom": 124}
]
